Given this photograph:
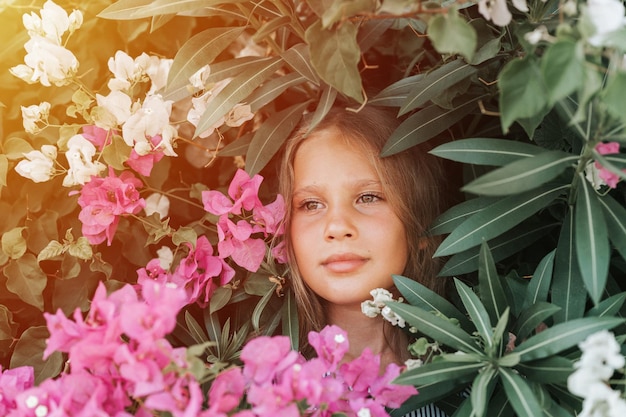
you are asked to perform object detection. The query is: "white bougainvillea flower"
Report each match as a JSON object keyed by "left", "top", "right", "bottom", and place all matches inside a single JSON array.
[
  {"left": 188, "top": 64, "right": 211, "bottom": 90},
  {"left": 146, "top": 56, "right": 173, "bottom": 95},
  {"left": 21, "top": 102, "right": 51, "bottom": 134},
  {"left": 524, "top": 25, "right": 550, "bottom": 45},
  {"left": 361, "top": 288, "right": 405, "bottom": 328},
  {"left": 62, "top": 134, "right": 106, "bottom": 187},
  {"left": 144, "top": 193, "right": 170, "bottom": 220},
  {"left": 122, "top": 94, "right": 177, "bottom": 156},
  {"left": 478, "top": 0, "right": 513, "bottom": 26},
  {"left": 22, "top": 0, "right": 82, "bottom": 44},
  {"left": 95, "top": 90, "right": 133, "bottom": 129},
  {"left": 512, "top": 0, "right": 529, "bottom": 12},
  {"left": 187, "top": 79, "right": 231, "bottom": 138},
  {"left": 11, "top": 35, "right": 78, "bottom": 87},
  {"left": 107, "top": 51, "right": 153, "bottom": 92},
  {"left": 225, "top": 104, "right": 254, "bottom": 128},
  {"left": 156, "top": 246, "right": 174, "bottom": 269},
  {"left": 584, "top": 0, "right": 626, "bottom": 46},
  {"left": 15, "top": 145, "right": 58, "bottom": 183}
]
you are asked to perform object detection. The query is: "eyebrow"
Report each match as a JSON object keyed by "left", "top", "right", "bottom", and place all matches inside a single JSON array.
[{"left": 292, "top": 179, "right": 383, "bottom": 198}]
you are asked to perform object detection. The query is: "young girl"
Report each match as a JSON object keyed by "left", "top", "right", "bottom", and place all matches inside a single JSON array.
[{"left": 278, "top": 104, "right": 449, "bottom": 372}]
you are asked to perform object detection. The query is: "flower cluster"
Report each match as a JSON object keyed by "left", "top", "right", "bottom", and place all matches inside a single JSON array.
[
  {"left": 208, "top": 325, "right": 417, "bottom": 417},
  {"left": 567, "top": 330, "right": 626, "bottom": 417},
  {"left": 361, "top": 288, "right": 406, "bottom": 328},
  {"left": 586, "top": 141, "right": 625, "bottom": 190}
]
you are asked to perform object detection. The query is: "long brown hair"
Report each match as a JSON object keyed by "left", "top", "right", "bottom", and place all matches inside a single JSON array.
[{"left": 278, "top": 105, "right": 448, "bottom": 360}]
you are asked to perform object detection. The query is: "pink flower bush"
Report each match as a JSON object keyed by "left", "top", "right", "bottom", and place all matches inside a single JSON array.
[
  {"left": 76, "top": 167, "right": 145, "bottom": 245},
  {"left": 0, "top": 366, "right": 34, "bottom": 416},
  {"left": 595, "top": 141, "right": 625, "bottom": 189}
]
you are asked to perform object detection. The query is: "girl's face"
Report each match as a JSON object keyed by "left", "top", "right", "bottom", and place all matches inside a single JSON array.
[{"left": 289, "top": 127, "right": 408, "bottom": 308}]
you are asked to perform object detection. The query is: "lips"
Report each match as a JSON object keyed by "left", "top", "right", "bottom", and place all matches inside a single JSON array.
[{"left": 321, "top": 253, "right": 368, "bottom": 273}]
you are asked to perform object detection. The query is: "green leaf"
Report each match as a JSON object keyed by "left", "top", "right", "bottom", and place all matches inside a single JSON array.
[
  {"left": 305, "top": 20, "right": 363, "bottom": 103},
  {"left": 462, "top": 151, "right": 577, "bottom": 196},
  {"left": 209, "top": 286, "right": 232, "bottom": 313},
  {"left": 357, "top": 18, "right": 393, "bottom": 52},
  {"left": 3, "top": 137, "right": 34, "bottom": 160},
  {"left": 575, "top": 173, "right": 609, "bottom": 305},
  {"left": 68, "top": 237, "right": 93, "bottom": 260},
  {"left": 386, "top": 302, "right": 483, "bottom": 354},
  {"left": 382, "top": 95, "right": 486, "bottom": 156},
  {"left": 4, "top": 255, "right": 46, "bottom": 311},
  {"left": 430, "top": 196, "right": 497, "bottom": 235},
  {"left": 101, "top": 135, "right": 131, "bottom": 170},
  {"left": 435, "top": 183, "right": 569, "bottom": 257},
  {"left": 203, "top": 309, "right": 222, "bottom": 357},
  {"left": 429, "top": 138, "right": 543, "bottom": 166},
  {"left": 512, "top": 302, "right": 561, "bottom": 342},
  {"left": 195, "top": 57, "right": 283, "bottom": 136},
  {"left": 478, "top": 242, "right": 508, "bottom": 323},
  {"left": 2, "top": 227, "right": 27, "bottom": 259},
  {"left": 498, "top": 57, "right": 548, "bottom": 133},
  {"left": 513, "top": 317, "right": 624, "bottom": 362},
  {"left": 166, "top": 26, "right": 245, "bottom": 92},
  {"left": 499, "top": 368, "right": 543, "bottom": 417},
  {"left": 185, "top": 311, "right": 208, "bottom": 344},
  {"left": 172, "top": 226, "right": 197, "bottom": 247},
  {"left": 602, "top": 71, "right": 626, "bottom": 126},
  {"left": 320, "top": 0, "right": 376, "bottom": 28},
  {"left": 218, "top": 132, "right": 252, "bottom": 157},
  {"left": 471, "top": 365, "right": 497, "bottom": 417},
  {"left": 598, "top": 194, "right": 626, "bottom": 262},
  {"left": 516, "top": 356, "right": 573, "bottom": 384},
  {"left": 0, "top": 155, "right": 7, "bottom": 188},
  {"left": 282, "top": 288, "right": 299, "bottom": 351},
  {"left": 393, "top": 359, "right": 485, "bottom": 386},
  {"left": 455, "top": 278, "right": 493, "bottom": 348},
  {"left": 306, "top": 83, "right": 338, "bottom": 134},
  {"left": 541, "top": 40, "right": 585, "bottom": 106},
  {"left": 370, "top": 73, "right": 424, "bottom": 107},
  {"left": 552, "top": 209, "right": 587, "bottom": 323},
  {"left": 252, "top": 15, "right": 291, "bottom": 43},
  {"left": 281, "top": 43, "right": 320, "bottom": 84},
  {"left": 246, "top": 100, "right": 310, "bottom": 176},
  {"left": 10, "top": 326, "right": 63, "bottom": 385},
  {"left": 523, "top": 250, "right": 555, "bottom": 310},
  {"left": 0, "top": 305, "right": 17, "bottom": 356},
  {"left": 98, "top": 0, "right": 162, "bottom": 19},
  {"left": 248, "top": 72, "right": 306, "bottom": 112},
  {"left": 586, "top": 292, "right": 626, "bottom": 318},
  {"left": 399, "top": 59, "right": 477, "bottom": 116},
  {"left": 392, "top": 275, "right": 473, "bottom": 331},
  {"left": 427, "top": 11, "right": 477, "bottom": 62},
  {"left": 252, "top": 283, "right": 277, "bottom": 331}
]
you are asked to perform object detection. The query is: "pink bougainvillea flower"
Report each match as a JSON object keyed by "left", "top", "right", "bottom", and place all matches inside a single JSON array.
[
  {"left": 202, "top": 169, "right": 263, "bottom": 216},
  {"left": 308, "top": 324, "right": 350, "bottom": 370},
  {"left": 594, "top": 141, "right": 624, "bottom": 189},
  {"left": 252, "top": 193, "right": 285, "bottom": 236},
  {"left": 82, "top": 124, "right": 114, "bottom": 151},
  {"left": 125, "top": 134, "right": 165, "bottom": 176},
  {"left": 207, "top": 367, "right": 246, "bottom": 414},
  {"left": 240, "top": 335, "right": 300, "bottom": 384},
  {"left": 216, "top": 216, "right": 266, "bottom": 272},
  {"left": 77, "top": 167, "right": 145, "bottom": 245},
  {"left": 0, "top": 365, "right": 34, "bottom": 415}
]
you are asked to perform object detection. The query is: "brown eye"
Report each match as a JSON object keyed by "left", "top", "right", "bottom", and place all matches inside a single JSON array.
[
  {"left": 357, "top": 193, "right": 381, "bottom": 204},
  {"left": 302, "top": 200, "right": 323, "bottom": 211}
]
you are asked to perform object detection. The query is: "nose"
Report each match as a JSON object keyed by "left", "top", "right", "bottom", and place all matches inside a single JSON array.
[{"left": 324, "top": 208, "right": 356, "bottom": 241}]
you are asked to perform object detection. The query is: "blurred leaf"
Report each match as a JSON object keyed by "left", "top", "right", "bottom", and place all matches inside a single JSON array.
[
  {"left": 516, "top": 356, "right": 573, "bottom": 384},
  {"left": 2, "top": 227, "right": 26, "bottom": 259},
  {"left": 251, "top": 283, "right": 277, "bottom": 331},
  {"left": 98, "top": 0, "right": 161, "bottom": 19},
  {"left": 101, "top": 135, "right": 131, "bottom": 170},
  {"left": 430, "top": 196, "right": 497, "bottom": 235},
  {"left": 392, "top": 275, "right": 473, "bottom": 331},
  {"left": 399, "top": 59, "right": 477, "bottom": 116},
  {"left": 455, "top": 278, "right": 493, "bottom": 349},
  {"left": 357, "top": 18, "right": 393, "bottom": 52},
  {"left": 306, "top": 20, "right": 363, "bottom": 103},
  {"left": 430, "top": 138, "right": 543, "bottom": 166},
  {"left": 478, "top": 242, "right": 508, "bottom": 323},
  {"left": 281, "top": 43, "right": 320, "bottom": 84},
  {"left": 523, "top": 250, "right": 555, "bottom": 310},
  {"left": 282, "top": 288, "right": 299, "bottom": 351},
  {"left": 320, "top": 0, "right": 376, "bottom": 28},
  {"left": 0, "top": 305, "right": 17, "bottom": 357},
  {"left": 382, "top": 95, "right": 486, "bottom": 156},
  {"left": 166, "top": 26, "right": 246, "bottom": 92},
  {"left": 209, "top": 286, "right": 232, "bottom": 313},
  {"left": 218, "top": 132, "right": 252, "bottom": 157},
  {"left": 185, "top": 310, "right": 208, "bottom": 344},
  {"left": 552, "top": 209, "right": 587, "bottom": 323},
  {"left": 575, "top": 173, "right": 609, "bottom": 305},
  {"left": 512, "top": 302, "right": 561, "bottom": 342},
  {"left": 499, "top": 368, "right": 543, "bottom": 417},
  {"left": 394, "top": 359, "right": 485, "bottom": 386},
  {"left": 248, "top": 72, "right": 306, "bottom": 112},
  {"left": 252, "top": 15, "right": 291, "bottom": 43},
  {"left": 10, "top": 326, "right": 62, "bottom": 385},
  {"left": 306, "top": 83, "right": 337, "bottom": 134},
  {"left": 471, "top": 365, "right": 497, "bottom": 417},
  {"left": 541, "top": 40, "right": 585, "bottom": 106},
  {"left": 370, "top": 73, "right": 424, "bottom": 107},
  {"left": 427, "top": 11, "right": 477, "bottom": 62},
  {"left": 435, "top": 183, "right": 569, "bottom": 257},
  {"left": 195, "top": 57, "right": 283, "bottom": 136},
  {"left": 4, "top": 255, "right": 46, "bottom": 311},
  {"left": 246, "top": 100, "right": 310, "bottom": 176},
  {"left": 595, "top": 152, "right": 626, "bottom": 183},
  {"left": 598, "top": 193, "right": 626, "bottom": 262},
  {"left": 150, "top": 13, "right": 175, "bottom": 32},
  {"left": 3, "top": 137, "right": 33, "bottom": 160},
  {"left": 602, "top": 71, "right": 626, "bottom": 126},
  {"left": 0, "top": 155, "right": 6, "bottom": 188},
  {"left": 26, "top": 210, "right": 59, "bottom": 254},
  {"left": 499, "top": 56, "right": 548, "bottom": 133},
  {"left": 462, "top": 151, "right": 577, "bottom": 196},
  {"left": 52, "top": 269, "right": 100, "bottom": 314},
  {"left": 586, "top": 292, "right": 626, "bottom": 318},
  {"left": 387, "top": 302, "right": 483, "bottom": 354},
  {"left": 513, "top": 317, "right": 623, "bottom": 362}
]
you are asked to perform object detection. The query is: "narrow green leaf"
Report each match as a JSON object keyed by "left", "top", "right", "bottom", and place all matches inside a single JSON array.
[
  {"left": 166, "top": 27, "right": 245, "bottom": 92},
  {"left": 281, "top": 43, "right": 320, "bottom": 84},
  {"left": 251, "top": 283, "right": 277, "bottom": 331},
  {"left": 209, "top": 286, "right": 232, "bottom": 313},
  {"left": 247, "top": 72, "right": 306, "bottom": 112},
  {"left": 130, "top": 0, "right": 247, "bottom": 18},
  {"left": 399, "top": 59, "right": 477, "bottom": 116},
  {"left": 471, "top": 365, "right": 497, "bottom": 417},
  {"left": 598, "top": 194, "right": 626, "bottom": 262},
  {"left": 195, "top": 57, "right": 283, "bottom": 136},
  {"left": 252, "top": 15, "right": 291, "bottom": 43},
  {"left": 478, "top": 242, "right": 507, "bottom": 323},
  {"left": 282, "top": 288, "right": 299, "bottom": 351},
  {"left": 218, "top": 132, "right": 252, "bottom": 157},
  {"left": 203, "top": 309, "right": 221, "bottom": 358},
  {"left": 493, "top": 308, "right": 511, "bottom": 353},
  {"left": 306, "top": 20, "right": 363, "bottom": 102},
  {"left": 435, "top": 183, "right": 569, "bottom": 257},
  {"left": 393, "top": 360, "right": 485, "bottom": 386},
  {"left": 586, "top": 292, "right": 626, "bottom": 318},
  {"left": 455, "top": 279, "right": 493, "bottom": 348},
  {"left": 513, "top": 317, "right": 624, "bottom": 361},
  {"left": 386, "top": 302, "right": 483, "bottom": 354},
  {"left": 463, "top": 151, "right": 577, "bottom": 196},
  {"left": 429, "top": 138, "right": 543, "bottom": 166},
  {"left": 184, "top": 311, "right": 208, "bottom": 344},
  {"left": 552, "top": 209, "right": 587, "bottom": 323},
  {"left": 499, "top": 368, "right": 543, "bottom": 417},
  {"left": 392, "top": 275, "right": 473, "bottom": 331},
  {"left": 306, "top": 83, "right": 337, "bottom": 134},
  {"left": 523, "top": 250, "right": 556, "bottom": 310},
  {"left": 382, "top": 95, "right": 486, "bottom": 156},
  {"left": 515, "top": 356, "right": 573, "bottom": 384},
  {"left": 513, "top": 302, "right": 561, "bottom": 341},
  {"left": 427, "top": 11, "right": 477, "bottom": 62},
  {"left": 320, "top": 0, "right": 376, "bottom": 28},
  {"left": 484, "top": 388, "right": 514, "bottom": 417},
  {"left": 430, "top": 196, "right": 497, "bottom": 235},
  {"left": 246, "top": 100, "right": 310, "bottom": 176},
  {"left": 575, "top": 173, "right": 610, "bottom": 304},
  {"left": 97, "top": 0, "right": 156, "bottom": 19},
  {"left": 357, "top": 18, "right": 393, "bottom": 52},
  {"left": 370, "top": 73, "right": 424, "bottom": 107}
]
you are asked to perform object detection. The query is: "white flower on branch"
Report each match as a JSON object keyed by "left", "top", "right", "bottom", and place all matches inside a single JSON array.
[
  {"left": 122, "top": 94, "right": 177, "bottom": 156},
  {"left": 107, "top": 51, "right": 152, "bottom": 92},
  {"left": 62, "top": 134, "right": 105, "bottom": 187},
  {"left": 584, "top": 0, "right": 626, "bottom": 47},
  {"left": 21, "top": 102, "right": 51, "bottom": 134},
  {"left": 10, "top": 35, "right": 78, "bottom": 87},
  {"left": 22, "top": 0, "right": 82, "bottom": 44},
  {"left": 15, "top": 145, "right": 58, "bottom": 183},
  {"left": 144, "top": 193, "right": 170, "bottom": 220}
]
